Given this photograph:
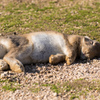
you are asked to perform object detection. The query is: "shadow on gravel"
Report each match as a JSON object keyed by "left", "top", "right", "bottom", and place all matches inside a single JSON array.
[
  {"left": 0, "top": 57, "right": 99, "bottom": 74},
  {"left": 24, "top": 60, "right": 87, "bottom": 74},
  {"left": 24, "top": 62, "right": 65, "bottom": 74},
  {"left": 24, "top": 57, "right": 100, "bottom": 73}
]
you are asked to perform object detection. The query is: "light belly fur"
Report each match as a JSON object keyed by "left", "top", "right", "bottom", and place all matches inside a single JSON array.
[{"left": 30, "top": 33, "right": 66, "bottom": 63}]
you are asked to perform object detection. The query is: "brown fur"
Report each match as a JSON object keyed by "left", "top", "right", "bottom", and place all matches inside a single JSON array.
[{"left": 0, "top": 31, "right": 99, "bottom": 73}]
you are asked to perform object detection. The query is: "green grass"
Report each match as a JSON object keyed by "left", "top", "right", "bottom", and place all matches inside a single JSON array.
[
  {"left": 30, "top": 87, "right": 40, "bottom": 93},
  {"left": 0, "top": 0, "right": 100, "bottom": 98},
  {"left": 2, "top": 84, "right": 17, "bottom": 92},
  {"left": 29, "top": 83, "right": 40, "bottom": 93},
  {"left": 2, "top": 81, "right": 20, "bottom": 92},
  {"left": 0, "top": 79, "right": 7, "bottom": 83},
  {"left": 70, "top": 95, "right": 79, "bottom": 100},
  {"left": 0, "top": 0, "right": 100, "bottom": 41},
  {"left": 41, "top": 79, "right": 100, "bottom": 100},
  {"left": 0, "top": 79, "right": 20, "bottom": 92},
  {"left": 50, "top": 84, "right": 60, "bottom": 94}
]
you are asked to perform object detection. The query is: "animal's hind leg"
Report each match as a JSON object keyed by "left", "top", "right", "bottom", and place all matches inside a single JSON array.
[
  {"left": 3, "top": 45, "right": 32, "bottom": 73},
  {"left": 0, "top": 59, "right": 9, "bottom": 71},
  {"left": 49, "top": 54, "right": 65, "bottom": 64}
]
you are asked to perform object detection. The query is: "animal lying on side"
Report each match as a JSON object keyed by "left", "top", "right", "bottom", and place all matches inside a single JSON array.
[{"left": 0, "top": 31, "right": 99, "bottom": 73}]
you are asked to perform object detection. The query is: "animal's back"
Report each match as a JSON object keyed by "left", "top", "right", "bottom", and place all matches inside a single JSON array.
[{"left": 29, "top": 32, "right": 66, "bottom": 63}]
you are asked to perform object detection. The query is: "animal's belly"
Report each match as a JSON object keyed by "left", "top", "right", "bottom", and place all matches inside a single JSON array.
[
  {"left": 31, "top": 46, "right": 63, "bottom": 63},
  {"left": 30, "top": 33, "right": 65, "bottom": 63}
]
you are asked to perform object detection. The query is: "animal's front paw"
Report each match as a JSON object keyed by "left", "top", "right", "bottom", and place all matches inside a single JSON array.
[
  {"left": 49, "top": 55, "right": 55, "bottom": 64},
  {"left": 0, "top": 60, "right": 9, "bottom": 71},
  {"left": 10, "top": 60, "right": 25, "bottom": 73},
  {"left": 65, "top": 56, "right": 73, "bottom": 65},
  {"left": 49, "top": 54, "right": 65, "bottom": 64}
]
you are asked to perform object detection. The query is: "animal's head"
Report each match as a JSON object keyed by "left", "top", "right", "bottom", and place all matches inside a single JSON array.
[{"left": 80, "top": 36, "right": 99, "bottom": 60}]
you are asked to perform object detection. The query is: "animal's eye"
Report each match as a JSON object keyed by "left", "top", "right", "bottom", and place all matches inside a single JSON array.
[{"left": 90, "top": 41, "right": 93, "bottom": 45}]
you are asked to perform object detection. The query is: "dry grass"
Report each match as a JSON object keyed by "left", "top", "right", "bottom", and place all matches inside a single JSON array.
[
  {"left": 0, "top": 1, "right": 100, "bottom": 99},
  {"left": 0, "top": 0, "right": 100, "bottom": 41},
  {"left": 41, "top": 79, "right": 100, "bottom": 99},
  {"left": 0, "top": 0, "right": 100, "bottom": 7}
]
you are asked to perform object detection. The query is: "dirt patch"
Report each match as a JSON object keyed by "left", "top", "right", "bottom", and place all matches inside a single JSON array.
[{"left": 0, "top": 58, "right": 100, "bottom": 99}]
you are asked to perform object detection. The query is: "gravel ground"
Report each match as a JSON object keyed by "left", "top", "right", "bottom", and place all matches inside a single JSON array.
[{"left": 0, "top": 58, "right": 100, "bottom": 100}]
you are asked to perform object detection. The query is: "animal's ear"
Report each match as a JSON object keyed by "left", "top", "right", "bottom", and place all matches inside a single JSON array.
[
  {"left": 83, "top": 36, "right": 93, "bottom": 45},
  {"left": 84, "top": 36, "right": 90, "bottom": 39},
  {"left": 93, "top": 40, "right": 98, "bottom": 46}
]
